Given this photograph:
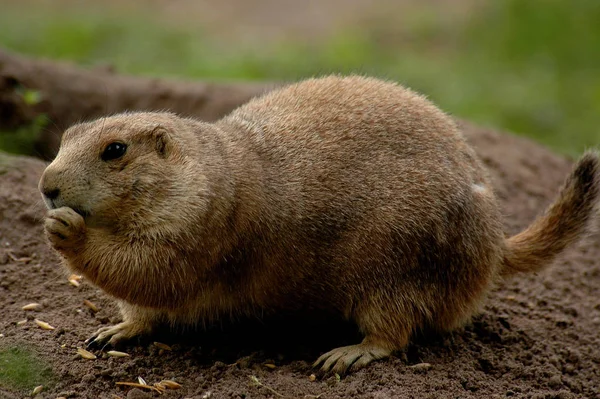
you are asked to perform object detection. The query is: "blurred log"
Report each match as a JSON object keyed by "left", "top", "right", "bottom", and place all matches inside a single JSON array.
[{"left": 0, "top": 48, "right": 277, "bottom": 159}]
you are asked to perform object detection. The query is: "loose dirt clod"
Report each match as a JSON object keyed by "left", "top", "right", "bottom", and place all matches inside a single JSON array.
[
  {"left": 83, "top": 299, "right": 99, "bottom": 312},
  {"left": 21, "top": 302, "right": 41, "bottom": 311},
  {"left": 77, "top": 347, "right": 97, "bottom": 360},
  {"left": 34, "top": 319, "right": 55, "bottom": 330}
]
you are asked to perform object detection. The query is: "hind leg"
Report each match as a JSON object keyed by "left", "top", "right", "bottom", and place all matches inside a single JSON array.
[{"left": 314, "top": 303, "right": 412, "bottom": 374}]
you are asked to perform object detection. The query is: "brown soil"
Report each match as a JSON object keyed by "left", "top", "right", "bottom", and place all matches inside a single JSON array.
[{"left": 1, "top": 119, "right": 599, "bottom": 399}]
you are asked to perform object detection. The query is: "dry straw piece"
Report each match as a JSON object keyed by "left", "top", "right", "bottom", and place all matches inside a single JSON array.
[
  {"left": 34, "top": 319, "right": 55, "bottom": 330},
  {"left": 115, "top": 382, "right": 160, "bottom": 393},
  {"left": 77, "top": 347, "right": 97, "bottom": 360},
  {"left": 107, "top": 350, "right": 130, "bottom": 358},
  {"left": 21, "top": 303, "right": 41, "bottom": 311},
  {"left": 159, "top": 380, "right": 182, "bottom": 389},
  {"left": 116, "top": 379, "right": 182, "bottom": 394},
  {"left": 83, "top": 299, "right": 99, "bottom": 312}
]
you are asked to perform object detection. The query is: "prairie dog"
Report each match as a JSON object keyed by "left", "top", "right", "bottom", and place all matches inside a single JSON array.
[{"left": 39, "top": 76, "right": 599, "bottom": 374}]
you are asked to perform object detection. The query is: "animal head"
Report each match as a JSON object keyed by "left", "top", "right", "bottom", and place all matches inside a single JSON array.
[{"left": 39, "top": 112, "right": 206, "bottom": 236}]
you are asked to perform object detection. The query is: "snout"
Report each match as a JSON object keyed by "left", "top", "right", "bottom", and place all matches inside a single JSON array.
[
  {"left": 39, "top": 168, "right": 61, "bottom": 210},
  {"left": 39, "top": 167, "right": 91, "bottom": 218}
]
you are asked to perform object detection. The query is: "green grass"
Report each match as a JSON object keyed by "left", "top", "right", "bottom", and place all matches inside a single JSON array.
[
  {"left": 0, "top": 0, "right": 598, "bottom": 157},
  {"left": 0, "top": 346, "right": 53, "bottom": 392},
  {"left": 0, "top": 115, "right": 48, "bottom": 156}
]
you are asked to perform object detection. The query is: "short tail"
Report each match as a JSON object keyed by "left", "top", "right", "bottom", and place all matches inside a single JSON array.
[{"left": 501, "top": 151, "right": 600, "bottom": 277}]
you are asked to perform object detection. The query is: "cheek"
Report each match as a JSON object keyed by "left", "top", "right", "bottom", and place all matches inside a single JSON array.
[{"left": 84, "top": 177, "right": 129, "bottom": 210}]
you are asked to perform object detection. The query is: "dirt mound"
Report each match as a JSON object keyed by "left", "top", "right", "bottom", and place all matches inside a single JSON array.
[
  {"left": 1, "top": 122, "right": 599, "bottom": 398},
  {"left": 0, "top": 49, "right": 276, "bottom": 159}
]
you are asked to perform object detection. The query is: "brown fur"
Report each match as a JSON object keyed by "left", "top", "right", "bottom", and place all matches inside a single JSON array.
[{"left": 39, "top": 76, "right": 600, "bottom": 374}]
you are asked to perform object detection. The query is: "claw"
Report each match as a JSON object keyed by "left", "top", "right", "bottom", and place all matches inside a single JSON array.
[
  {"left": 85, "top": 321, "right": 150, "bottom": 350},
  {"left": 314, "top": 340, "right": 392, "bottom": 375}
]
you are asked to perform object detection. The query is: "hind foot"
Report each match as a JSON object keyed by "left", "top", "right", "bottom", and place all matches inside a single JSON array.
[{"left": 313, "top": 337, "right": 393, "bottom": 374}]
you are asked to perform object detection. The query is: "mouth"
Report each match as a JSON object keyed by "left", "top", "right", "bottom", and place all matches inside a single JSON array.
[{"left": 45, "top": 200, "right": 90, "bottom": 218}]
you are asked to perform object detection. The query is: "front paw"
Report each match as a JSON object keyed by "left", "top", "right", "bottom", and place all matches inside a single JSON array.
[
  {"left": 86, "top": 321, "right": 150, "bottom": 349},
  {"left": 44, "top": 207, "right": 86, "bottom": 251}
]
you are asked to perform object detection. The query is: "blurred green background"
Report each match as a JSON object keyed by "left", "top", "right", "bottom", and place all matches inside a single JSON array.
[{"left": 0, "top": 0, "right": 598, "bottom": 157}]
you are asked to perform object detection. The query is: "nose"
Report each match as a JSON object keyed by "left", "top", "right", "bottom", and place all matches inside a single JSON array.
[
  {"left": 39, "top": 166, "right": 61, "bottom": 201},
  {"left": 43, "top": 187, "right": 60, "bottom": 200}
]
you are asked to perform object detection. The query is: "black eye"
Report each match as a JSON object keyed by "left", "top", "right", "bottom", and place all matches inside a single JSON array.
[{"left": 101, "top": 142, "right": 127, "bottom": 161}]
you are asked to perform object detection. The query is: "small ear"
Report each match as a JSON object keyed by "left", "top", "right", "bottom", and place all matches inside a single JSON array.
[{"left": 151, "top": 126, "right": 171, "bottom": 158}]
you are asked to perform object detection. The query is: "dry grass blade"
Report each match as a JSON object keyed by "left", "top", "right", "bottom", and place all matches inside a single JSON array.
[
  {"left": 107, "top": 350, "right": 130, "bottom": 358},
  {"left": 34, "top": 319, "right": 55, "bottom": 330},
  {"left": 250, "top": 375, "right": 283, "bottom": 397},
  {"left": 153, "top": 382, "right": 167, "bottom": 393},
  {"left": 22, "top": 302, "right": 41, "bottom": 311},
  {"left": 7, "top": 251, "right": 32, "bottom": 263},
  {"left": 115, "top": 382, "right": 161, "bottom": 393},
  {"left": 153, "top": 341, "right": 172, "bottom": 351},
  {"left": 83, "top": 299, "right": 99, "bottom": 312},
  {"left": 409, "top": 362, "right": 432, "bottom": 372},
  {"left": 77, "top": 347, "right": 97, "bottom": 360}
]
